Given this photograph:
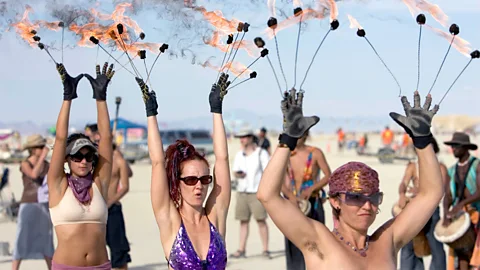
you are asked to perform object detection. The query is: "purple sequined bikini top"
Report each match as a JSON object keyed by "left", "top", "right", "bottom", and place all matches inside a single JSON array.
[{"left": 167, "top": 215, "right": 227, "bottom": 270}]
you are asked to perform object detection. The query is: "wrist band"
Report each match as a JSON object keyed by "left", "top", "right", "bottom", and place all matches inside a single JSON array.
[
  {"left": 278, "top": 133, "right": 298, "bottom": 151},
  {"left": 412, "top": 134, "right": 432, "bottom": 149}
]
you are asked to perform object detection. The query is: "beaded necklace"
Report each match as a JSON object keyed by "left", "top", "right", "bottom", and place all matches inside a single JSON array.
[{"left": 332, "top": 228, "right": 369, "bottom": 257}]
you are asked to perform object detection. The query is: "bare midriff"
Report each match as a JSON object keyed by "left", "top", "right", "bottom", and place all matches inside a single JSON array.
[{"left": 53, "top": 223, "right": 108, "bottom": 266}]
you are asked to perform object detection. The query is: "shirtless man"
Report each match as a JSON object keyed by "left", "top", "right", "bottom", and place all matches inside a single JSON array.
[
  {"left": 85, "top": 123, "right": 132, "bottom": 270},
  {"left": 257, "top": 90, "right": 443, "bottom": 269},
  {"left": 398, "top": 137, "right": 446, "bottom": 270},
  {"left": 443, "top": 132, "right": 480, "bottom": 270},
  {"left": 281, "top": 131, "right": 331, "bottom": 270}
]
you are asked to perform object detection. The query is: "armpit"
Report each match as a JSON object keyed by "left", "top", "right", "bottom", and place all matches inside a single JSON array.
[{"left": 304, "top": 240, "right": 324, "bottom": 259}]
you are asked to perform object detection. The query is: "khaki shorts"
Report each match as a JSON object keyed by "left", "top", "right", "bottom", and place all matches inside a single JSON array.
[{"left": 235, "top": 192, "right": 267, "bottom": 221}]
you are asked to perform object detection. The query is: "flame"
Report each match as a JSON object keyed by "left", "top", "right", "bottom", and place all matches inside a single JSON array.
[
  {"left": 204, "top": 31, "right": 259, "bottom": 58},
  {"left": 9, "top": 5, "right": 61, "bottom": 47},
  {"left": 263, "top": 8, "right": 328, "bottom": 39},
  {"left": 320, "top": 0, "right": 339, "bottom": 21},
  {"left": 268, "top": 0, "right": 276, "bottom": 18},
  {"left": 194, "top": 6, "right": 241, "bottom": 34},
  {"left": 425, "top": 24, "right": 471, "bottom": 57},
  {"left": 401, "top": 0, "right": 449, "bottom": 27},
  {"left": 347, "top": 14, "right": 363, "bottom": 30},
  {"left": 293, "top": 0, "right": 303, "bottom": 8},
  {"left": 69, "top": 3, "right": 163, "bottom": 54},
  {"left": 200, "top": 59, "right": 252, "bottom": 78}
]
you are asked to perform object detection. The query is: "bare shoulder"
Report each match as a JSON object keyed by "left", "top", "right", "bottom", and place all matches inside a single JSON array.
[
  {"left": 309, "top": 146, "right": 326, "bottom": 158},
  {"left": 373, "top": 218, "right": 395, "bottom": 243}
]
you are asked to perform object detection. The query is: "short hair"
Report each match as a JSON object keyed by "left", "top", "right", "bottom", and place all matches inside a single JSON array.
[{"left": 85, "top": 123, "right": 98, "bottom": 133}]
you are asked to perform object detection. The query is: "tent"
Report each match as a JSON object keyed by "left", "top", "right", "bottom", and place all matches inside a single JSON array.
[
  {"left": 111, "top": 118, "right": 146, "bottom": 130},
  {"left": 111, "top": 118, "right": 147, "bottom": 144}
]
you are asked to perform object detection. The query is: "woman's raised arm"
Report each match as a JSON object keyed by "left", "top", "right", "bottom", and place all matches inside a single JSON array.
[
  {"left": 388, "top": 92, "right": 443, "bottom": 251},
  {"left": 84, "top": 63, "right": 115, "bottom": 198},
  {"left": 135, "top": 78, "right": 177, "bottom": 224},
  {"left": 257, "top": 88, "right": 322, "bottom": 252},
  {"left": 48, "top": 64, "right": 83, "bottom": 194},
  {"left": 205, "top": 73, "right": 231, "bottom": 238}
]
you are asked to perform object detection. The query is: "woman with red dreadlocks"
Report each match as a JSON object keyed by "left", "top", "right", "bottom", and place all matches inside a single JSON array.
[
  {"left": 257, "top": 89, "right": 444, "bottom": 269},
  {"left": 135, "top": 73, "right": 231, "bottom": 269}
]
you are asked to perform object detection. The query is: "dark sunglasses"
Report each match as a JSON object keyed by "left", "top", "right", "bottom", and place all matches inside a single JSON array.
[
  {"left": 70, "top": 152, "right": 95, "bottom": 163},
  {"left": 179, "top": 175, "right": 212, "bottom": 186},
  {"left": 339, "top": 192, "right": 384, "bottom": 207}
]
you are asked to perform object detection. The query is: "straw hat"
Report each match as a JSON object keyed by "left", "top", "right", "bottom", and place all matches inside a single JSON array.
[
  {"left": 22, "top": 134, "right": 46, "bottom": 151},
  {"left": 234, "top": 128, "right": 254, "bottom": 138}
]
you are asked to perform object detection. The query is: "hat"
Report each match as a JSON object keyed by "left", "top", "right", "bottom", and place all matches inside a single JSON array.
[
  {"left": 22, "top": 134, "right": 46, "bottom": 150},
  {"left": 65, "top": 138, "right": 97, "bottom": 156},
  {"left": 235, "top": 128, "right": 254, "bottom": 138},
  {"left": 444, "top": 132, "right": 478, "bottom": 150},
  {"left": 328, "top": 161, "right": 380, "bottom": 196},
  {"left": 260, "top": 127, "right": 267, "bottom": 133}
]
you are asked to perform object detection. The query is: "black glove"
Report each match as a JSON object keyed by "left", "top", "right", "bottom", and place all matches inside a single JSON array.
[
  {"left": 135, "top": 77, "right": 158, "bottom": 117},
  {"left": 56, "top": 63, "right": 84, "bottom": 101},
  {"left": 209, "top": 73, "right": 231, "bottom": 114},
  {"left": 389, "top": 91, "right": 439, "bottom": 149},
  {"left": 84, "top": 62, "right": 115, "bottom": 101},
  {"left": 279, "top": 88, "right": 319, "bottom": 150}
]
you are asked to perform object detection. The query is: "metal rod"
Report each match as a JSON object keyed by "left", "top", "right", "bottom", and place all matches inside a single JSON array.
[
  {"left": 428, "top": 35, "right": 455, "bottom": 95},
  {"left": 438, "top": 58, "right": 472, "bottom": 105},
  {"left": 300, "top": 29, "right": 331, "bottom": 89}
]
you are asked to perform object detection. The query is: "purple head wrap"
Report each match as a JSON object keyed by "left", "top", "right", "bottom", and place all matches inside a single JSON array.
[{"left": 328, "top": 161, "right": 380, "bottom": 196}]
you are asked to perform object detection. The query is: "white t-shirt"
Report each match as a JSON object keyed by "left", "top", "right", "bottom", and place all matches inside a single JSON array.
[{"left": 233, "top": 147, "right": 270, "bottom": 193}]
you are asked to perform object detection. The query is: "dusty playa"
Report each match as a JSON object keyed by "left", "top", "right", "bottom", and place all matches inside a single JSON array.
[{"left": 0, "top": 133, "right": 474, "bottom": 269}]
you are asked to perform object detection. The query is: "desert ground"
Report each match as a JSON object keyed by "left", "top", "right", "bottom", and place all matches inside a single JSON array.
[{"left": 0, "top": 132, "right": 476, "bottom": 270}]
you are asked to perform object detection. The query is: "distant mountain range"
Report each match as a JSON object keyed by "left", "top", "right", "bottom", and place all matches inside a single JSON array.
[{"left": 0, "top": 109, "right": 396, "bottom": 136}]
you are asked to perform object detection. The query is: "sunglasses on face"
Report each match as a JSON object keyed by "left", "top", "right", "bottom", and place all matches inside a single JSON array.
[
  {"left": 70, "top": 152, "right": 95, "bottom": 163},
  {"left": 339, "top": 192, "right": 384, "bottom": 207},
  {"left": 179, "top": 175, "right": 212, "bottom": 186}
]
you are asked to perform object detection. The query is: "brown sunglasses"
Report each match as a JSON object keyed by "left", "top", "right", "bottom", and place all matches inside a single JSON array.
[{"left": 179, "top": 175, "right": 212, "bottom": 186}]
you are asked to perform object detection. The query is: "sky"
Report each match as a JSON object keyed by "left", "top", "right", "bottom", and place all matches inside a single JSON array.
[{"left": 0, "top": 0, "right": 480, "bottom": 129}]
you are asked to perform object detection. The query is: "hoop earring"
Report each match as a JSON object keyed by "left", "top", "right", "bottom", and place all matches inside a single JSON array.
[{"left": 376, "top": 209, "right": 381, "bottom": 214}]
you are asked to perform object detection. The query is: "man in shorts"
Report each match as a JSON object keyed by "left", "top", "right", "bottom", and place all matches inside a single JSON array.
[
  {"left": 230, "top": 128, "right": 271, "bottom": 259},
  {"left": 85, "top": 123, "right": 132, "bottom": 270}
]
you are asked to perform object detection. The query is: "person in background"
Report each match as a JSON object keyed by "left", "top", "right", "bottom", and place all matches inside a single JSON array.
[
  {"left": 230, "top": 128, "right": 271, "bottom": 259},
  {"left": 281, "top": 130, "right": 332, "bottom": 270},
  {"left": 86, "top": 123, "right": 132, "bottom": 270},
  {"left": 381, "top": 126, "right": 394, "bottom": 147},
  {"left": 257, "top": 127, "right": 271, "bottom": 155},
  {"left": 337, "top": 127, "right": 345, "bottom": 152},
  {"left": 12, "top": 134, "right": 53, "bottom": 270}
]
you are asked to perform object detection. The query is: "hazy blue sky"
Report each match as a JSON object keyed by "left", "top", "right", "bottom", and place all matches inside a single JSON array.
[{"left": 1, "top": 0, "right": 479, "bottom": 127}]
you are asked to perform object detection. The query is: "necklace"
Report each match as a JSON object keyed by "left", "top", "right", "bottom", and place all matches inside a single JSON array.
[
  {"left": 332, "top": 228, "right": 369, "bottom": 257},
  {"left": 458, "top": 158, "right": 470, "bottom": 166}
]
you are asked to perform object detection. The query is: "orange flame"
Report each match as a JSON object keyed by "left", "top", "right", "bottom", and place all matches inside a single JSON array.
[
  {"left": 293, "top": 0, "right": 303, "bottom": 8},
  {"left": 263, "top": 8, "right": 328, "bottom": 39},
  {"left": 402, "top": 0, "right": 448, "bottom": 27},
  {"left": 424, "top": 24, "right": 471, "bottom": 57},
  {"left": 347, "top": 14, "right": 363, "bottom": 30},
  {"left": 204, "top": 31, "right": 259, "bottom": 58},
  {"left": 69, "top": 3, "right": 163, "bottom": 54},
  {"left": 194, "top": 6, "right": 241, "bottom": 34},
  {"left": 320, "top": 0, "right": 339, "bottom": 21},
  {"left": 200, "top": 59, "right": 252, "bottom": 78},
  {"left": 268, "top": 0, "right": 276, "bottom": 18},
  {"left": 10, "top": 5, "right": 61, "bottom": 47}
]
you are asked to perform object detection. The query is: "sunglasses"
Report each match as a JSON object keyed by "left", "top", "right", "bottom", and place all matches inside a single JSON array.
[
  {"left": 338, "top": 192, "right": 384, "bottom": 207},
  {"left": 70, "top": 152, "right": 96, "bottom": 163},
  {"left": 179, "top": 175, "right": 212, "bottom": 186}
]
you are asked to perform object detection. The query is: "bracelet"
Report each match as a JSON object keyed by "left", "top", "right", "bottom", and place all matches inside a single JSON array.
[{"left": 278, "top": 133, "right": 298, "bottom": 151}]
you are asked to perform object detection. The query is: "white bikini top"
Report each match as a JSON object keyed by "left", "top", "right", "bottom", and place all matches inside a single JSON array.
[{"left": 49, "top": 183, "right": 107, "bottom": 226}]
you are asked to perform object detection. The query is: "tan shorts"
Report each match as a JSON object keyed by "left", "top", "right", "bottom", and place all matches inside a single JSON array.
[{"left": 235, "top": 192, "right": 267, "bottom": 221}]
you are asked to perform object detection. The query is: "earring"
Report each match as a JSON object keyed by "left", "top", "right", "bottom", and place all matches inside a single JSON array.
[{"left": 376, "top": 209, "right": 381, "bottom": 214}]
